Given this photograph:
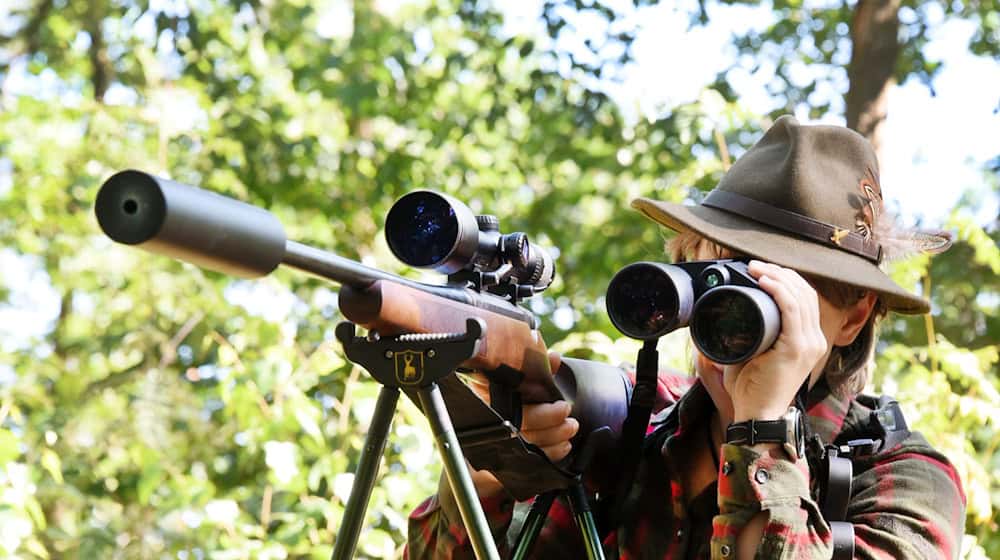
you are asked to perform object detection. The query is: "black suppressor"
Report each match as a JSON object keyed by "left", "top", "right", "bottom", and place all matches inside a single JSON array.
[
  {"left": 95, "top": 170, "right": 286, "bottom": 278},
  {"left": 606, "top": 260, "right": 780, "bottom": 364}
]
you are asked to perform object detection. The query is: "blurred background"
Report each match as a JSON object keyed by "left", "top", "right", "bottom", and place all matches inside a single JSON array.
[{"left": 0, "top": 0, "right": 997, "bottom": 557}]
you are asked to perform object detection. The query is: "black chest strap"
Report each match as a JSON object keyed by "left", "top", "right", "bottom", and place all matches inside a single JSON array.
[{"left": 811, "top": 395, "right": 911, "bottom": 560}]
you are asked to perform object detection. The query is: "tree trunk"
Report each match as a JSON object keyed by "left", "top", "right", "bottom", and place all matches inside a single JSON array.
[
  {"left": 845, "top": 0, "right": 900, "bottom": 157},
  {"left": 85, "top": 2, "right": 111, "bottom": 102}
]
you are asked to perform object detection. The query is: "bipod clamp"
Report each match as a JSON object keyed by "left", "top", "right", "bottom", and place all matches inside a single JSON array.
[
  {"left": 335, "top": 318, "right": 484, "bottom": 390},
  {"left": 331, "top": 318, "right": 501, "bottom": 560}
]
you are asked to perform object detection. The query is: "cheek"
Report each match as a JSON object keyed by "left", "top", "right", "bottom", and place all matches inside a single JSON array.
[
  {"left": 694, "top": 351, "right": 731, "bottom": 409},
  {"left": 817, "top": 297, "right": 844, "bottom": 348}
]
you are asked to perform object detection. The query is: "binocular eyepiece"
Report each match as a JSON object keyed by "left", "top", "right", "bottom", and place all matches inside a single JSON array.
[
  {"left": 605, "top": 260, "right": 780, "bottom": 364},
  {"left": 385, "top": 191, "right": 555, "bottom": 292}
]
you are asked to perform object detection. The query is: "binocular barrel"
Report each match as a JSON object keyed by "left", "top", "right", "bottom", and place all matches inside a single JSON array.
[{"left": 606, "top": 261, "right": 780, "bottom": 364}]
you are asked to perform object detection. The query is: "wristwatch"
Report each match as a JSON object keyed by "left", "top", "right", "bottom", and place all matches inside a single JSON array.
[{"left": 725, "top": 407, "right": 806, "bottom": 460}]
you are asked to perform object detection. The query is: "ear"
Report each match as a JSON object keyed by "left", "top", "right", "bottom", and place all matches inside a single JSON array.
[{"left": 832, "top": 292, "right": 878, "bottom": 346}]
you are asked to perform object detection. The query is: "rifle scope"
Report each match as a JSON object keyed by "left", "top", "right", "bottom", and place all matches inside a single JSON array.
[
  {"left": 605, "top": 260, "right": 780, "bottom": 364},
  {"left": 385, "top": 191, "right": 554, "bottom": 290}
]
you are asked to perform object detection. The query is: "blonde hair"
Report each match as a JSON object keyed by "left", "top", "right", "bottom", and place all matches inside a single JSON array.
[{"left": 667, "top": 231, "right": 888, "bottom": 396}]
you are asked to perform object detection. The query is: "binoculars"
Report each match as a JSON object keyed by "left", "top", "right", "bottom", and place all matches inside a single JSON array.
[{"left": 606, "top": 260, "right": 780, "bottom": 364}]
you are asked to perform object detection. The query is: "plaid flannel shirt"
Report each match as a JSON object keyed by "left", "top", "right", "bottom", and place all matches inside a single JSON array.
[{"left": 406, "top": 372, "right": 966, "bottom": 559}]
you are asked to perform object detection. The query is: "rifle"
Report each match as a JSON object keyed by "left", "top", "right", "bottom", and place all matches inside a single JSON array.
[
  {"left": 94, "top": 169, "right": 563, "bottom": 404},
  {"left": 96, "top": 170, "right": 636, "bottom": 558}
]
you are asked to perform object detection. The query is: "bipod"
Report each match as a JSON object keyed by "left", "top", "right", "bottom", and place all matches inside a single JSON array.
[
  {"left": 509, "top": 427, "right": 612, "bottom": 560},
  {"left": 331, "top": 318, "right": 500, "bottom": 560}
]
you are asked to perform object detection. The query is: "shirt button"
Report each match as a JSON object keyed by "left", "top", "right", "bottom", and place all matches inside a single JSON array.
[
  {"left": 676, "top": 529, "right": 684, "bottom": 540},
  {"left": 722, "top": 461, "right": 733, "bottom": 476},
  {"left": 755, "top": 468, "right": 770, "bottom": 484},
  {"left": 720, "top": 544, "right": 732, "bottom": 557}
]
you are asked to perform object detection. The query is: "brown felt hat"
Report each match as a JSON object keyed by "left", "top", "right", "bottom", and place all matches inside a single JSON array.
[{"left": 633, "top": 115, "right": 946, "bottom": 315}]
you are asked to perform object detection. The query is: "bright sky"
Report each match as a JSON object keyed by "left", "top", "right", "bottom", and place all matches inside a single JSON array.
[{"left": 501, "top": 0, "right": 1000, "bottom": 226}]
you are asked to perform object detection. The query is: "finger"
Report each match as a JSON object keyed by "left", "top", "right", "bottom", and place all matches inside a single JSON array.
[
  {"left": 752, "top": 261, "right": 822, "bottom": 339},
  {"left": 521, "top": 401, "right": 572, "bottom": 430},
  {"left": 540, "top": 441, "right": 573, "bottom": 462},
  {"left": 548, "top": 351, "right": 562, "bottom": 373},
  {"left": 521, "top": 418, "right": 579, "bottom": 447},
  {"left": 751, "top": 261, "right": 818, "bottom": 311},
  {"left": 756, "top": 273, "right": 803, "bottom": 336}
]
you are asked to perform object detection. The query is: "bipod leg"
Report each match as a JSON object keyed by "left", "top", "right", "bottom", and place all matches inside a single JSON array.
[
  {"left": 417, "top": 382, "right": 500, "bottom": 560},
  {"left": 331, "top": 386, "right": 400, "bottom": 560},
  {"left": 510, "top": 491, "right": 557, "bottom": 560},
  {"left": 566, "top": 479, "right": 606, "bottom": 560}
]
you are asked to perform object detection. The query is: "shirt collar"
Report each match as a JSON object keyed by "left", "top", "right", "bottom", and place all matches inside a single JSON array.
[{"left": 803, "top": 377, "right": 853, "bottom": 443}]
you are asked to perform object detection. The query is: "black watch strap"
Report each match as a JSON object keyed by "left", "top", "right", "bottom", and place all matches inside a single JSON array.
[{"left": 726, "top": 418, "right": 789, "bottom": 446}]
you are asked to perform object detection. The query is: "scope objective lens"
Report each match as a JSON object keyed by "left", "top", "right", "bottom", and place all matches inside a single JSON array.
[{"left": 385, "top": 192, "right": 460, "bottom": 268}]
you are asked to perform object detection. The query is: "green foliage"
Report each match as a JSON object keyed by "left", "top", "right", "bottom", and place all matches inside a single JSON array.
[
  {"left": 877, "top": 214, "right": 1000, "bottom": 559},
  {"left": 0, "top": 0, "right": 997, "bottom": 558}
]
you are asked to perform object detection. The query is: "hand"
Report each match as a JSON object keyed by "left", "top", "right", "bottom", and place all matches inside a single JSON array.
[
  {"left": 723, "top": 261, "right": 829, "bottom": 422},
  {"left": 469, "top": 352, "right": 579, "bottom": 497}
]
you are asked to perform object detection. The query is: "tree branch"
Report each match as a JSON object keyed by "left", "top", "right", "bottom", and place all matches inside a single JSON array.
[{"left": 84, "top": 2, "right": 112, "bottom": 102}]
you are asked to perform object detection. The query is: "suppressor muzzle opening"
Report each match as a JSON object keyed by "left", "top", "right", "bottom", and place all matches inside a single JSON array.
[{"left": 95, "top": 170, "right": 168, "bottom": 245}]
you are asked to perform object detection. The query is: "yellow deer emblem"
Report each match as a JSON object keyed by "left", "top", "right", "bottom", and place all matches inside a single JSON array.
[{"left": 394, "top": 351, "right": 424, "bottom": 385}]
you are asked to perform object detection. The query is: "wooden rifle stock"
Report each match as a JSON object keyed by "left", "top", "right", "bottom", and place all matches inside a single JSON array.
[{"left": 338, "top": 281, "right": 561, "bottom": 404}]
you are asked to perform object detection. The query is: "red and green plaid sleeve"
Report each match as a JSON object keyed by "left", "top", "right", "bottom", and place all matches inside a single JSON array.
[
  {"left": 712, "top": 444, "right": 833, "bottom": 558},
  {"left": 848, "top": 435, "right": 966, "bottom": 559},
  {"left": 405, "top": 475, "right": 516, "bottom": 560},
  {"left": 712, "top": 434, "right": 966, "bottom": 559}
]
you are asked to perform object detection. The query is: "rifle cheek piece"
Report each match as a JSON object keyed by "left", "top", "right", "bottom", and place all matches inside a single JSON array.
[{"left": 95, "top": 169, "right": 286, "bottom": 278}]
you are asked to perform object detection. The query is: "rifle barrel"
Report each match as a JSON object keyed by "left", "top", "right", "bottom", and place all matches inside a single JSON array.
[
  {"left": 95, "top": 170, "right": 536, "bottom": 325},
  {"left": 283, "top": 240, "right": 405, "bottom": 288}
]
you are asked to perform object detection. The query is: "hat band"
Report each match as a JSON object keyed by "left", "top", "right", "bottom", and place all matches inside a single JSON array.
[{"left": 702, "top": 190, "right": 882, "bottom": 264}]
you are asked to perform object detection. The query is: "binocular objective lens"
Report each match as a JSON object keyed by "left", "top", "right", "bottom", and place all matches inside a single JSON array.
[
  {"left": 608, "top": 265, "right": 680, "bottom": 339},
  {"left": 385, "top": 192, "right": 459, "bottom": 267},
  {"left": 691, "top": 289, "right": 761, "bottom": 363}
]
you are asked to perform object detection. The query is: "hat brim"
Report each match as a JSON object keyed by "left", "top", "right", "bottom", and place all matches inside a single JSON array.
[{"left": 631, "top": 198, "right": 929, "bottom": 314}]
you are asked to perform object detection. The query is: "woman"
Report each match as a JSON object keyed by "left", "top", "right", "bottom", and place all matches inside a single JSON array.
[{"left": 406, "top": 116, "right": 965, "bottom": 559}]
